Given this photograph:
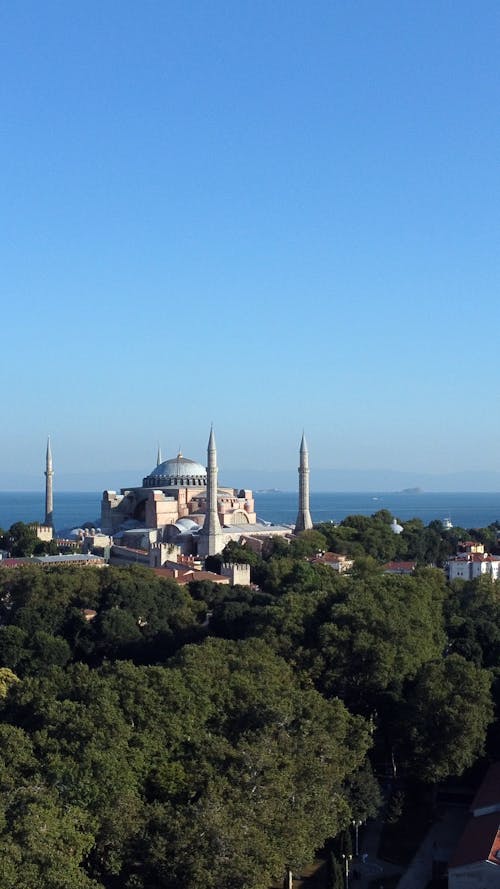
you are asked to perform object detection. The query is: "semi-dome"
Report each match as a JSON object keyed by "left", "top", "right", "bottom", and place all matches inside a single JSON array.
[
  {"left": 174, "top": 518, "right": 201, "bottom": 532},
  {"left": 143, "top": 452, "right": 207, "bottom": 488}
]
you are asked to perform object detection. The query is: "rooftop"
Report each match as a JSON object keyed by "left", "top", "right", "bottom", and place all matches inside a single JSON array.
[
  {"left": 146, "top": 453, "right": 206, "bottom": 481},
  {"left": 471, "top": 763, "right": 500, "bottom": 814},
  {"left": 449, "top": 813, "right": 500, "bottom": 868},
  {"left": 383, "top": 561, "right": 417, "bottom": 572}
]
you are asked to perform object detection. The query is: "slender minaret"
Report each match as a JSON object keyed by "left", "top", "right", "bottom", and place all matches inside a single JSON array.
[
  {"left": 44, "top": 437, "right": 54, "bottom": 527},
  {"left": 198, "top": 426, "right": 223, "bottom": 558},
  {"left": 294, "top": 433, "right": 313, "bottom": 532},
  {"left": 156, "top": 443, "right": 163, "bottom": 466}
]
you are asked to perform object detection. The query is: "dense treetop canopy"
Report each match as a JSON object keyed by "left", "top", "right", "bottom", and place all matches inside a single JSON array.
[{"left": 0, "top": 510, "right": 498, "bottom": 886}]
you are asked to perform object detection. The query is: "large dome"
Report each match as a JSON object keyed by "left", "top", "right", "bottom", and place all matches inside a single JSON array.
[{"left": 143, "top": 453, "right": 207, "bottom": 488}]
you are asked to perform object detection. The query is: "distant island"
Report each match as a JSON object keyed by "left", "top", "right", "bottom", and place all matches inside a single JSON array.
[
  {"left": 255, "top": 488, "right": 282, "bottom": 494},
  {"left": 400, "top": 487, "right": 423, "bottom": 494}
]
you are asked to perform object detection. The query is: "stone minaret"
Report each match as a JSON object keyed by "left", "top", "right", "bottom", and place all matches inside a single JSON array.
[
  {"left": 198, "top": 426, "right": 223, "bottom": 558},
  {"left": 295, "top": 433, "right": 313, "bottom": 532},
  {"left": 44, "top": 437, "right": 54, "bottom": 527},
  {"left": 156, "top": 443, "right": 163, "bottom": 466}
]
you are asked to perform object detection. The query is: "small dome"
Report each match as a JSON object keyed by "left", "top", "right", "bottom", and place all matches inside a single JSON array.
[
  {"left": 391, "top": 519, "right": 404, "bottom": 535},
  {"left": 174, "top": 518, "right": 200, "bottom": 531}
]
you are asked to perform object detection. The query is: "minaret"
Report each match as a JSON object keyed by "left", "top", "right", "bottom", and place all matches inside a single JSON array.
[
  {"left": 294, "top": 433, "right": 313, "bottom": 532},
  {"left": 198, "top": 426, "right": 223, "bottom": 558},
  {"left": 156, "top": 443, "right": 162, "bottom": 466},
  {"left": 44, "top": 437, "right": 54, "bottom": 527}
]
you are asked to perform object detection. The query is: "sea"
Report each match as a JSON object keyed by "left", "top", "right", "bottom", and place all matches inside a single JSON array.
[{"left": 2, "top": 490, "right": 500, "bottom": 535}]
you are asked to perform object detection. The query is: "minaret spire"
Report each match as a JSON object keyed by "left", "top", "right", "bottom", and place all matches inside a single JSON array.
[
  {"left": 198, "top": 425, "right": 223, "bottom": 558},
  {"left": 44, "top": 436, "right": 54, "bottom": 528},
  {"left": 156, "top": 443, "right": 162, "bottom": 466},
  {"left": 294, "top": 432, "right": 313, "bottom": 533}
]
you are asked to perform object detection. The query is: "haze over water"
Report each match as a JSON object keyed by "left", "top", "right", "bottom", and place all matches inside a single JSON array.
[{"left": 1, "top": 491, "right": 500, "bottom": 536}]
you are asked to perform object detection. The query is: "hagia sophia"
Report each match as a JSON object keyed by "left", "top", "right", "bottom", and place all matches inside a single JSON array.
[
  {"left": 101, "top": 442, "right": 258, "bottom": 535},
  {"left": 43, "top": 429, "right": 314, "bottom": 563}
]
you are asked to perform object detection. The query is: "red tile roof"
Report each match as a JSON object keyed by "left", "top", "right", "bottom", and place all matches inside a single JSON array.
[
  {"left": 311, "top": 553, "right": 352, "bottom": 564},
  {"left": 449, "top": 813, "right": 500, "bottom": 868},
  {"left": 471, "top": 763, "right": 500, "bottom": 814},
  {"left": 151, "top": 568, "right": 229, "bottom": 585},
  {"left": 0, "top": 558, "right": 31, "bottom": 569},
  {"left": 488, "top": 829, "right": 500, "bottom": 866},
  {"left": 319, "top": 552, "right": 349, "bottom": 561},
  {"left": 383, "top": 561, "right": 416, "bottom": 572}
]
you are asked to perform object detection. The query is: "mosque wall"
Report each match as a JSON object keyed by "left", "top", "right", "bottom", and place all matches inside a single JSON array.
[{"left": 144, "top": 491, "right": 178, "bottom": 528}]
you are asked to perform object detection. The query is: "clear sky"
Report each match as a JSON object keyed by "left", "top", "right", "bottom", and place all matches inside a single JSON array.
[{"left": 1, "top": 1, "right": 499, "bottom": 489}]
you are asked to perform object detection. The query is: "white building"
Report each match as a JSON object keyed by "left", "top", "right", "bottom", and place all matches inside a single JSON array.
[
  {"left": 309, "top": 552, "right": 354, "bottom": 573},
  {"left": 447, "top": 554, "right": 500, "bottom": 581},
  {"left": 447, "top": 542, "right": 500, "bottom": 582}
]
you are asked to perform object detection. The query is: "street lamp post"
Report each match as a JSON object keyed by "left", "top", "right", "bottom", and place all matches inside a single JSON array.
[
  {"left": 352, "top": 819, "right": 362, "bottom": 856},
  {"left": 342, "top": 853, "right": 352, "bottom": 889}
]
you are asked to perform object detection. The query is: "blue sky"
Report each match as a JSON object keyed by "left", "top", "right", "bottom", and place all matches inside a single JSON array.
[{"left": 1, "top": 1, "right": 499, "bottom": 489}]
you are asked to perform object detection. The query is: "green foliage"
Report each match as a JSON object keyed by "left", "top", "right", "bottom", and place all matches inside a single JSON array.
[
  {"left": 327, "top": 852, "right": 345, "bottom": 889},
  {"left": 402, "top": 654, "right": 493, "bottom": 782},
  {"left": 445, "top": 577, "right": 500, "bottom": 671},
  {"left": 0, "top": 668, "right": 19, "bottom": 698},
  {"left": 0, "top": 522, "right": 39, "bottom": 557},
  {"left": 0, "top": 522, "right": 60, "bottom": 558},
  {"left": 288, "top": 529, "right": 328, "bottom": 559},
  {"left": 0, "top": 790, "right": 99, "bottom": 889},
  {"left": 315, "top": 513, "right": 493, "bottom": 567},
  {"left": 0, "top": 513, "right": 499, "bottom": 884},
  {"left": 34, "top": 538, "right": 60, "bottom": 556},
  {"left": 316, "top": 512, "right": 401, "bottom": 562},
  {"left": 386, "top": 789, "right": 405, "bottom": 824},
  {"left": 219, "top": 539, "right": 261, "bottom": 566},
  {"left": 312, "top": 570, "right": 447, "bottom": 713},
  {"left": 343, "top": 759, "right": 383, "bottom": 822},
  {"left": 0, "top": 565, "right": 200, "bottom": 668},
  {"left": 0, "top": 626, "right": 28, "bottom": 670},
  {"left": 0, "top": 639, "right": 370, "bottom": 889},
  {"left": 0, "top": 722, "right": 99, "bottom": 889}
]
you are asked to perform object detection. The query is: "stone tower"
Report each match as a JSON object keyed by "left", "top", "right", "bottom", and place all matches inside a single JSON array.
[
  {"left": 44, "top": 436, "right": 54, "bottom": 527},
  {"left": 294, "top": 433, "right": 313, "bottom": 532},
  {"left": 198, "top": 426, "right": 223, "bottom": 558}
]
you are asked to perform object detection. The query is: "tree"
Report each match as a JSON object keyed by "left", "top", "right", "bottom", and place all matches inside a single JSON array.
[
  {"left": 386, "top": 789, "right": 405, "bottom": 824},
  {"left": 444, "top": 576, "right": 500, "bottom": 671},
  {"left": 312, "top": 570, "right": 447, "bottom": 714},
  {"left": 0, "top": 722, "right": 100, "bottom": 889},
  {"left": 342, "top": 760, "right": 382, "bottom": 822},
  {"left": 143, "top": 637, "right": 370, "bottom": 889},
  {"left": 34, "top": 538, "right": 60, "bottom": 556},
  {"left": 219, "top": 539, "right": 261, "bottom": 566},
  {"left": 0, "top": 790, "right": 100, "bottom": 889},
  {"left": 20, "top": 631, "right": 71, "bottom": 675},
  {"left": 0, "top": 626, "right": 28, "bottom": 670},
  {"left": 327, "top": 853, "right": 345, "bottom": 889},
  {"left": 2, "top": 522, "right": 39, "bottom": 557},
  {"left": 289, "top": 530, "right": 328, "bottom": 559},
  {"left": 0, "top": 667, "right": 19, "bottom": 697},
  {"left": 401, "top": 654, "right": 493, "bottom": 782},
  {"left": 0, "top": 639, "right": 372, "bottom": 889}
]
